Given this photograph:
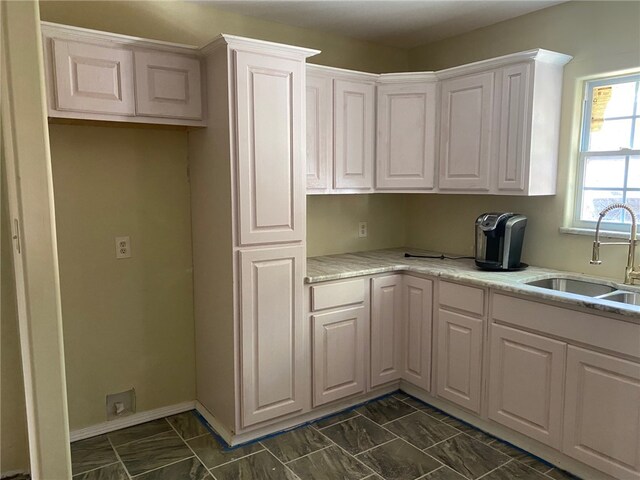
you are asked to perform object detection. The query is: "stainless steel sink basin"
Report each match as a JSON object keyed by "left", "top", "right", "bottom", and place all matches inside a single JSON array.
[
  {"left": 525, "top": 277, "right": 617, "bottom": 297},
  {"left": 598, "top": 291, "right": 640, "bottom": 306}
]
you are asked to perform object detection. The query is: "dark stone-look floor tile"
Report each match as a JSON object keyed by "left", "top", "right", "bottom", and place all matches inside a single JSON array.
[
  {"left": 288, "top": 445, "right": 372, "bottom": 480},
  {"left": 211, "top": 450, "right": 297, "bottom": 480},
  {"left": 166, "top": 411, "right": 209, "bottom": 440},
  {"left": 357, "top": 397, "right": 416, "bottom": 424},
  {"left": 481, "top": 460, "right": 550, "bottom": 480},
  {"left": 546, "top": 468, "right": 582, "bottom": 479},
  {"left": 321, "top": 416, "right": 397, "bottom": 455},
  {"left": 488, "top": 441, "right": 552, "bottom": 473},
  {"left": 107, "top": 419, "right": 172, "bottom": 446},
  {"left": 187, "top": 434, "right": 263, "bottom": 469},
  {"left": 392, "top": 392, "right": 410, "bottom": 400},
  {"left": 133, "top": 457, "right": 210, "bottom": 480},
  {"left": 262, "top": 425, "right": 332, "bottom": 462},
  {"left": 72, "top": 462, "right": 127, "bottom": 480},
  {"left": 115, "top": 430, "right": 192, "bottom": 476},
  {"left": 314, "top": 410, "right": 360, "bottom": 429},
  {"left": 441, "top": 417, "right": 496, "bottom": 444},
  {"left": 426, "top": 433, "right": 510, "bottom": 480},
  {"left": 357, "top": 438, "right": 441, "bottom": 480},
  {"left": 385, "top": 412, "right": 459, "bottom": 450},
  {"left": 398, "top": 398, "right": 451, "bottom": 422},
  {"left": 422, "top": 466, "right": 467, "bottom": 479},
  {"left": 70, "top": 435, "right": 118, "bottom": 475}
]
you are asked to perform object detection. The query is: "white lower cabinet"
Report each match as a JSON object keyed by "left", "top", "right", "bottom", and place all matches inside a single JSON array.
[
  {"left": 488, "top": 324, "right": 566, "bottom": 448},
  {"left": 401, "top": 276, "right": 433, "bottom": 391},
  {"left": 312, "top": 306, "right": 366, "bottom": 406},
  {"left": 436, "top": 309, "right": 483, "bottom": 413},
  {"left": 370, "top": 275, "right": 403, "bottom": 387},
  {"left": 239, "top": 246, "right": 306, "bottom": 427},
  {"left": 563, "top": 346, "right": 640, "bottom": 480}
]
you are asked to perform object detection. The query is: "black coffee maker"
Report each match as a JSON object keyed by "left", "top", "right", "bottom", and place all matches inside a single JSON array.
[{"left": 475, "top": 212, "right": 528, "bottom": 271}]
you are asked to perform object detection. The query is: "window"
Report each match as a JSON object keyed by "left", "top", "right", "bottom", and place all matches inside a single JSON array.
[{"left": 575, "top": 73, "right": 640, "bottom": 231}]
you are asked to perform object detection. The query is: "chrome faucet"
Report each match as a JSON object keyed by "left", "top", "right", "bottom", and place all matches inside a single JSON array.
[{"left": 590, "top": 203, "right": 640, "bottom": 285}]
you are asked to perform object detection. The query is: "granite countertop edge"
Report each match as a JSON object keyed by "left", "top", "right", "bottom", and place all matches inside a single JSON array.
[{"left": 305, "top": 248, "right": 640, "bottom": 320}]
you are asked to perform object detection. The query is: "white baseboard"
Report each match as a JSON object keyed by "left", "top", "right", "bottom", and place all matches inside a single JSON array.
[{"left": 69, "top": 401, "right": 196, "bottom": 442}]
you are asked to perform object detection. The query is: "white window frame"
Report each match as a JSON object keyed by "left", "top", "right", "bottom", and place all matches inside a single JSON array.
[{"left": 573, "top": 73, "right": 640, "bottom": 232}]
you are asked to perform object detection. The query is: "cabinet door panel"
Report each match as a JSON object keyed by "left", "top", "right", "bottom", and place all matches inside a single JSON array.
[
  {"left": 313, "top": 307, "right": 366, "bottom": 406},
  {"left": 488, "top": 324, "right": 566, "bottom": 448},
  {"left": 376, "top": 82, "right": 436, "bottom": 190},
  {"left": 239, "top": 246, "right": 305, "bottom": 427},
  {"left": 371, "top": 275, "right": 403, "bottom": 387},
  {"left": 439, "top": 72, "right": 495, "bottom": 191},
  {"left": 52, "top": 39, "right": 135, "bottom": 115},
  {"left": 235, "top": 50, "right": 304, "bottom": 245},
  {"left": 437, "top": 309, "right": 483, "bottom": 413},
  {"left": 563, "top": 346, "right": 640, "bottom": 479},
  {"left": 498, "top": 63, "right": 531, "bottom": 192},
  {"left": 334, "top": 79, "right": 375, "bottom": 189},
  {"left": 134, "top": 51, "right": 202, "bottom": 119},
  {"left": 402, "top": 276, "right": 433, "bottom": 391},
  {"left": 306, "top": 73, "right": 332, "bottom": 190}
]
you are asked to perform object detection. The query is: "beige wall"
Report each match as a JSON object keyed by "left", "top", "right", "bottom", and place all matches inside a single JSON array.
[
  {"left": 49, "top": 125, "right": 196, "bottom": 429},
  {"left": 405, "top": 1, "right": 640, "bottom": 281},
  {"left": 1, "top": 152, "right": 30, "bottom": 475}
]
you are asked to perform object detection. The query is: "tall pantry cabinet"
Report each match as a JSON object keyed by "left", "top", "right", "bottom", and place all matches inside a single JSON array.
[{"left": 189, "top": 35, "right": 318, "bottom": 442}]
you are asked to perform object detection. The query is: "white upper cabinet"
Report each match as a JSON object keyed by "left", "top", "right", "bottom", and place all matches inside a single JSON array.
[
  {"left": 376, "top": 76, "right": 437, "bottom": 190},
  {"left": 438, "top": 71, "right": 496, "bottom": 192},
  {"left": 41, "top": 22, "right": 205, "bottom": 126},
  {"left": 134, "top": 50, "right": 202, "bottom": 120},
  {"left": 306, "top": 72, "right": 333, "bottom": 191},
  {"left": 334, "top": 78, "right": 376, "bottom": 190},
  {"left": 51, "top": 39, "right": 135, "bottom": 116},
  {"left": 235, "top": 50, "right": 305, "bottom": 245}
]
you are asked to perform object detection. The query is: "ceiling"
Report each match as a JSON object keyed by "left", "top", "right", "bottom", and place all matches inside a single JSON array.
[{"left": 204, "top": 0, "right": 565, "bottom": 48}]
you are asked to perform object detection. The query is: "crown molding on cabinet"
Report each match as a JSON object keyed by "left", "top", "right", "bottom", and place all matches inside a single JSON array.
[{"left": 201, "top": 33, "right": 320, "bottom": 59}]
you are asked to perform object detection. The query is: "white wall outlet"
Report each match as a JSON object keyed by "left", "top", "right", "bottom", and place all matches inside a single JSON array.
[
  {"left": 106, "top": 388, "right": 135, "bottom": 420},
  {"left": 358, "top": 222, "right": 368, "bottom": 238},
  {"left": 115, "top": 236, "right": 131, "bottom": 259}
]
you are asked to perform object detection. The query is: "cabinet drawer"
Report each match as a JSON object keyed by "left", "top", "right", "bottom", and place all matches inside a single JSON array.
[
  {"left": 311, "top": 279, "right": 365, "bottom": 311},
  {"left": 439, "top": 281, "right": 485, "bottom": 316}
]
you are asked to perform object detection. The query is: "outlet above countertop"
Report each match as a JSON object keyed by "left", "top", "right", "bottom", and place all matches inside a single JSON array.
[{"left": 306, "top": 248, "right": 640, "bottom": 320}]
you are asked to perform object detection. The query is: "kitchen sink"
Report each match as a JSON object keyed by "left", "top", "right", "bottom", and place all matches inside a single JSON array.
[
  {"left": 525, "top": 277, "right": 617, "bottom": 297},
  {"left": 598, "top": 291, "right": 640, "bottom": 306}
]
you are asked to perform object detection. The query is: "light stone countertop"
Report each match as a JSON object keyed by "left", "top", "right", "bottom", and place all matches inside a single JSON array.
[{"left": 306, "top": 248, "right": 640, "bottom": 320}]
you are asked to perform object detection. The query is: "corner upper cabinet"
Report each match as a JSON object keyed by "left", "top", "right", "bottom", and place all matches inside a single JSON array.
[
  {"left": 41, "top": 22, "right": 206, "bottom": 126},
  {"left": 376, "top": 75, "right": 437, "bottom": 190}
]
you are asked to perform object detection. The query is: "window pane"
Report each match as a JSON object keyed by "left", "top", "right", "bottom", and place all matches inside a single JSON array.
[
  {"left": 583, "top": 155, "right": 626, "bottom": 188},
  {"left": 634, "top": 121, "right": 640, "bottom": 149},
  {"left": 593, "top": 82, "right": 637, "bottom": 119},
  {"left": 629, "top": 156, "right": 640, "bottom": 188},
  {"left": 588, "top": 118, "right": 633, "bottom": 151},
  {"left": 624, "top": 191, "right": 640, "bottom": 223},
  {"left": 581, "top": 190, "right": 625, "bottom": 222}
]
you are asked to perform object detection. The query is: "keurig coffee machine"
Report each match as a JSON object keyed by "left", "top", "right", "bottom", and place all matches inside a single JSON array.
[{"left": 475, "top": 212, "right": 527, "bottom": 271}]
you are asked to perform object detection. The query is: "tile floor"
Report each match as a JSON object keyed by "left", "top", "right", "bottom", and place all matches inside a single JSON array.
[{"left": 69, "top": 392, "right": 582, "bottom": 480}]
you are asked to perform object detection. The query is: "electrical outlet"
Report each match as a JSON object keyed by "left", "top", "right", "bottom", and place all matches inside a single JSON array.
[
  {"left": 106, "top": 389, "right": 135, "bottom": 420},
  {"left": 358, "top": 222, "right": 368, "bottom": 238},
  {"left": 115, "top": 236, "right": 131, "bottom": 259}
]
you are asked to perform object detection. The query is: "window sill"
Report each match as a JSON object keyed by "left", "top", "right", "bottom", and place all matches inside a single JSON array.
[{"left": 559, "top": 227, "right": 639, "bottom": 240}]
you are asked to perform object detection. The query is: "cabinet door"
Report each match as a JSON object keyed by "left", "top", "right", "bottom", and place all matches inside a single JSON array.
[
  {"left": 376, "top": 82, "right": 436, "bottom": 190},
  {"left": 438, "top": 72, "right": 495, "bottom": 191},
  {"left": 51, "top": 39, "right": 135, "bottom": 115},
  {"left": 436, "top": 309, "right": 483, "bottom": 413},
  {"left": 239, "top": 246, "right": 305, "bottom": 427},
  {"left": 563, "top": 346, "right": 640, "bottom": 480},
  {"left": 488, "top": 324, "right": 566, "bottom": 448},
  {"left": 371, "top": 275, "right": 403, "bottom": 387},
  {"left": 134, "top": 51, "right": 202, "bottom": 119},
  {"left": 497, "top": 63, "right": 531, "bottom": 192},
  {"left": 402, "top": 276, "right": 433, "bottom": 391},
  {"left": 306, "top": 73, "right": 332, "bottom": 191},
  {"left": 312, "top": 306, "right": 366, "bottom": 406},
  {"left": 235, "top": 50, "right": 304, "bottom": 245},
  {"left": 334, "top": 79, "right": 375, "bottom": 190}
]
